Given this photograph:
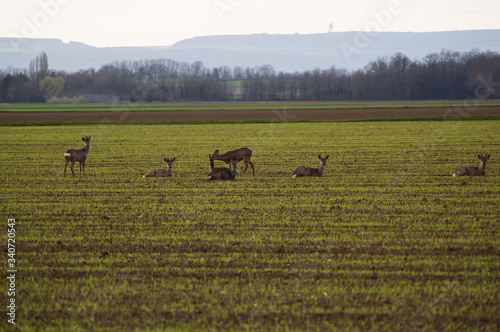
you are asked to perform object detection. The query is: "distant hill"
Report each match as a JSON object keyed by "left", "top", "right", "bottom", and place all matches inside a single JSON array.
[{"left": 1, "top": 30, "right": 499, "bottom": 73}]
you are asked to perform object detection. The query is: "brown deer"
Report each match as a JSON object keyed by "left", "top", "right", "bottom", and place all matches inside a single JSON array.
[
  {"left": 292, "top": 155, "right": 329, "bottom": 178},
  {"left": 64, "top": 136, "right": 91, "bottom": 177},
  {"left": 207, "top": 158, "right": 238, "bottom": 181},
  {"left": 453, "top": 153, "right": 490, "bottom": 176},
  {"left": 143, "top": 158, "right": 176, "bottom": 178},
  {"left": 210, "top": 148, "right": 254, "bottom": 175}
]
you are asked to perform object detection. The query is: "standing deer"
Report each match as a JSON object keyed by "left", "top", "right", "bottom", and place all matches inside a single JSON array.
[
  {"left": 143, "top": 158, "right": 176, "bottom": 178},
  {"left": 207, "top": 157, "right": 238, "bottom": 181},
  {"left": 292, "top": 155, "right": 329, "bottom": 178},
  {"left": 453, "top": 153, "right": 490, "bottom": 176},
  {"left": 210, "top": 148, "right": 254, "bottom": 175},
  {"left": 64, "top": 136, "right": 91, "bottom": 177}
]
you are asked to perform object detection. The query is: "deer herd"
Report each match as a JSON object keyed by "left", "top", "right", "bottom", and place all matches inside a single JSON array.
[{"left": 63, "top": 136, "right": 491, "bottom": 180}]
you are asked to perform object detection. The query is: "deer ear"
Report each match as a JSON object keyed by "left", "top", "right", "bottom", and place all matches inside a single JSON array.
[
  {"left": 82, "top": 137, "right": 85, "bottom": 141},
  {"left": 171, "top": 158, "right": 176, "bottom": 162},
  {"left": 486, "top": 154, "right": 490, "bottom": 159},
  {"left": 164, "top": 158, "right": 168, "bottom": 162},
  {"left": 214, "top": 150, "right": 219, "bottom": 155},
  {"left": 325, "top": 155, "right": 329, "bottom": 159},
  {"left": 478, "top": 154, "right": 482, "bottom": 159},
  {"left": 318, "top": 155, "right": 322, "bottom": 160}
]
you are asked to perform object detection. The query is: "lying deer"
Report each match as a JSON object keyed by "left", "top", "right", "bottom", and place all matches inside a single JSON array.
[
  {"left": 292, "top": 155, "right": 329, "bottom": 178},
  {"left": 143, "top": 158, "right": 176, "bottom": 178},
  {"left": 207, "top": 158, "right": 238, "bottom": 181},
  {"left": 453, "top": 153, "right": 490, "bottom": 176},
  {"left": 210, "top": 148, "right": 254, "bottom": 175},
  {"left": 64, "top": 136, "right": 91, "bottom": 177}
]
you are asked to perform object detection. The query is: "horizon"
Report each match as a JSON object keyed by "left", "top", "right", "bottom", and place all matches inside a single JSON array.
[
  {"left": 3, "top": 28, "right": 500, "bottom": 49},
  {"left": 2, "top": 29, "right": 499, "bottom": 73},
  {"left": 1, "top": 0, "right": 500, "bottom": 48}
]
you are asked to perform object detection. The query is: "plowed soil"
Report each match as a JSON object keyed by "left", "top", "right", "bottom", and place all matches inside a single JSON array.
[{"left": 2, "top": 105, "right": 499, "bottom": 123}]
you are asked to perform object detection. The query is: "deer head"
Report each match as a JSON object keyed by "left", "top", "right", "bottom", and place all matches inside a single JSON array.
[
  {"left": 209, "top": 150, "right": 220, "bottom": 162},
  {"left": 318, "top": 155, "right": 329, "bottom": 166},
  {"left": 230, "top": 159, "right": 238, "bottom": 171},
  {"left": 163, "top": 157, "right": 176, "bottom": 169},
  {"left": 82, "top": 136, "right": 91, "bottom": 147},
  {"left": 478, "top": 153, "right": 490, "bottom": 168}
]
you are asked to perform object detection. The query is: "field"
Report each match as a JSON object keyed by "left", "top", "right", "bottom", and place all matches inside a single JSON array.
[
  {"left": 1, "top": 102, "right": 500, "bottom": 331},
  {"left": 1, "top": 100, "right": 500, "bottom": 124}
]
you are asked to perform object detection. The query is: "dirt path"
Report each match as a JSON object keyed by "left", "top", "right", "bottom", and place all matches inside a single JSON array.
[{"left": 1, "top": 106, "right": 499, "bottom": 123}]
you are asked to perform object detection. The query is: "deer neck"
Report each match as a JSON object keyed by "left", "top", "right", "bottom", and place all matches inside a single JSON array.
[
  {"left": 230, "top": 161, "right": 237, "bottom": 177},
  {"left": 318, "top": 163, "right": 325, "bottom": 175},
  {"left": 209, "top": 160, "right": 215, "bottom": 172},
  {"left": 218, "top": 155, "right": 230, "bottom": 163}
]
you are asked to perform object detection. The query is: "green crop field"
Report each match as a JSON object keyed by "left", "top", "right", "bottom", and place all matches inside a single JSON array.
[
  {"left": 1, "top": 100, "right": 500, "bottom": 113},
  {"left": 2, "top": 120, "right": 500, "bottom": 330}
]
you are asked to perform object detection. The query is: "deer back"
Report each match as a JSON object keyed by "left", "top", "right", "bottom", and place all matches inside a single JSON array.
[
  {"left": 468, "top": 166, "right": 485, "bottom": 176},
  {"left": 454, "top": 166, "right": 484, "bottom": 176},
  {"left": 293, "top": 166, "right": 321, "bottom": 177},
  {"left": 143, "top": 169, "right": 169, "bottom": 178},
  {"left": 211, "top": 148, "right": 252, "bottom": 163},
  {"left": 206, "top": 167, "right": 231, "bottom": 180},
  {"left": 308, "top": 167, "right": 322, "bottom": 176}
]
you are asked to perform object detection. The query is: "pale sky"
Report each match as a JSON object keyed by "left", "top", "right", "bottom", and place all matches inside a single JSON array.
[{"left": 2, "top": 0, "right": 500, "bottom": 47}]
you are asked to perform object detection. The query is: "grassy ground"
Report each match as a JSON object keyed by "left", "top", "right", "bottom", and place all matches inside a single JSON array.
[
  {"left": 1, "top": 120, "right": 500, "bottom": 330},
  {"left": 1, "top": 100, "right": 500, "bottom": 113}
]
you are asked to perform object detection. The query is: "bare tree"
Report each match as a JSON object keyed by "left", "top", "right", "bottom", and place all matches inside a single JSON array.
[{"left": 29, "top": 52, "right": 49, "bottom": 86}]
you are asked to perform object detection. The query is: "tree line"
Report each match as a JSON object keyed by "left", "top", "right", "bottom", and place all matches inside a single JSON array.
[{"left": 1, "top": 49, "right": 499, "bottom": 103}]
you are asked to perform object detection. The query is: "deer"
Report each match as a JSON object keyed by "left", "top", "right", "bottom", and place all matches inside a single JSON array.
[
  {"left": 206, "top": 157, "right": 238, "bottom": 181},
  {"left": 64, "top": 136, "right": 91, "bottom": 177},
  {"left": 210, "top": 148, "right": 254, "bottom": 175},
  {"left": 292, "top": 155, "right": 329, "bottom": 178},
  {"left": 453, "top": 153, "right": 490, "bottom": 176},
  {"left": 143, "top": 158, "right": 176, "bottom": 178}
]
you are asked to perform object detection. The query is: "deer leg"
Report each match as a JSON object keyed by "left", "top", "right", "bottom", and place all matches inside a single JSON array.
[
  {"left": 242, "top": 161, "right": 248, "bottom": 174},
  {"left": 70, "top": 161, "right": 76, "bottom": 177},
  {"left": 248, "top": 160, "right": 255, "bottom": 175},
  {"left": 64, "top": 158, "right": 69, "bottom": 177}
]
